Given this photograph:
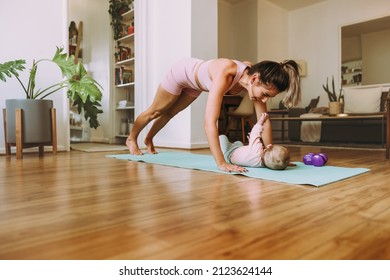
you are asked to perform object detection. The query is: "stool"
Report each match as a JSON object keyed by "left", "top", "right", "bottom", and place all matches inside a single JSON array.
[{"left": 3, "top": 108, "right": 57, "bottom": 159}]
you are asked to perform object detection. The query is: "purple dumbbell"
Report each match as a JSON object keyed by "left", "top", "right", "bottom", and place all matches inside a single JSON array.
[
  {"left": 303, "top": 152, "right": 328, "bottom": 166},
  {"left": 303, "top": 152, "right": 315, "bottom": 165},
  {"left": 318, "top": 152, "right": 328, "bottom": 163},
  {"left": 312, "top": 154, "right": 325, "bottom": 167},
  {"left": 312, "top": 153, "right": 328, "bottom": 167}
]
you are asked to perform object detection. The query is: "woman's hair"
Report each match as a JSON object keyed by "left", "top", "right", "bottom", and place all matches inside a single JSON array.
[
  {"left": 263, "top": 145, "right": 290, "bottom": 170},
  {"left": 248, "top": 60, "right": 301, "bottom": 108}
]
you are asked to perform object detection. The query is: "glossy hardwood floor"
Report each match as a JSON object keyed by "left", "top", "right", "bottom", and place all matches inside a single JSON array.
[{"left": 0, "top": 145, "right": 389, "bottom": 260}]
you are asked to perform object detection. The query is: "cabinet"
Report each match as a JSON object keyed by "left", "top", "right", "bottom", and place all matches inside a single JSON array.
[
  {"left": 341, "top": 60, "right": 362, "bottom": 87},
  {"left": 111, "top": 3, "right": 135, "bottom": 143}
]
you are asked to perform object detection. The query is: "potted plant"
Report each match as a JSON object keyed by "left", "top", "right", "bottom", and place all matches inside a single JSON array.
[
  {"left": 108, "top": 0, "right": 133, "bottom": 40},
  {"left": 0, "top": 47, "right": 103, "bottom": 145},
  {"left": 322, "top": 75, "right": 343, "bottom": 115}
]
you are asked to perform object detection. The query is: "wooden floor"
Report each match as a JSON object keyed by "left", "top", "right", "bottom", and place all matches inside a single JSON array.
[{"left": 0, "top": 145, "right": 389, "bottom": 260}]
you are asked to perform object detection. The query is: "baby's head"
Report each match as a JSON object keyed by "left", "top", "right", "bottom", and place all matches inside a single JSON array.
[{"left": 263, "top": 145, "right": 290, "bottom": 170}]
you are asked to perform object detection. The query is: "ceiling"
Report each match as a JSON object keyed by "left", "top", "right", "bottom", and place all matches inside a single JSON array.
[{"left": 222, "top": 0, "right": 328, "bottom": 10}]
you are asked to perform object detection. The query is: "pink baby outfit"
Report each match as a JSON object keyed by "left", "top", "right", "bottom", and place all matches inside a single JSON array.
[
  {"left": 160, "top": 58, "right": 248, "bottom": 97},
  {"left": 219, "top": 122, "right": 266, "bottom": 168}
]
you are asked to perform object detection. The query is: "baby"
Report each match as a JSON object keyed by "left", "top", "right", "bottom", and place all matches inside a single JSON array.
[{"left": 219, "top": 113, "right": 290, "bottom": 170}]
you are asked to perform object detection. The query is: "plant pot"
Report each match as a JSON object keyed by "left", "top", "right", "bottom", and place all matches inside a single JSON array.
[
  {"left": 328, "top": 101, "right": 344, "bottom": 116},
  {"left": 5, "top": 99, "right": 53, "bottom": 144}
]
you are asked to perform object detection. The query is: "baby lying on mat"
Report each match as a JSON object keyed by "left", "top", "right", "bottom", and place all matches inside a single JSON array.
[{"left": 219, "top": 113, "right": 290, "bottom": 171}]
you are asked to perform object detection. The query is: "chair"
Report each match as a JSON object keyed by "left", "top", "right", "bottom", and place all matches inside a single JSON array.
[{"left": 224, "top": 93, "right": 255, "bottom": 143}]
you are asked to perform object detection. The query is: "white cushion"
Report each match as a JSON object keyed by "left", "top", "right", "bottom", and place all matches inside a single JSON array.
[
  {"left": 343, "top": 87, "right": 383, "bottom": 113},
  {"left": 300, "top": 113, "right": 322, "bottom": 142}
]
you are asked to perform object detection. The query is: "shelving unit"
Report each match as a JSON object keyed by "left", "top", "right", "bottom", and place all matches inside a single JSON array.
[
  {"left": 111, "top": 4, "right": 136, "bottom": 144},
  {"left": 342, "top": 60, "right": 362, "bottom": 87},
  {"left": 69, "top": 20, "right": 85, "bottom": 142}
]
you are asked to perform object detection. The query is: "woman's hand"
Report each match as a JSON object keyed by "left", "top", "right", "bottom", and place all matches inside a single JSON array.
[{"left": 218, "top": 162, "right": 248, "bottom": 173}]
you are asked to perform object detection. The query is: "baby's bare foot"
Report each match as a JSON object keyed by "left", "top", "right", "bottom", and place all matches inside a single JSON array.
[
  {"left": 126, "top": 138, "right": 143, "bottom": 155},
  {"left": 144, "top": 138, "right": 157, "bottom": 154}
]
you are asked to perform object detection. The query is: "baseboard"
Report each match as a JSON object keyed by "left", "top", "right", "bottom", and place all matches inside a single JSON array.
[
  {"left": 0, "top": 145, "right": 68, "bottom": 155},
  {"left": 89, "top": 137, "right": 110, "bottom": 143}
]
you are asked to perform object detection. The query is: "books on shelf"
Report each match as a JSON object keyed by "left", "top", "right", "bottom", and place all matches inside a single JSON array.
[
  {"left": 115, "top": 46, "right": 133, "bottom": 63},
  {"left": 115, "top": 67, "right": 133, "bottom": 85}
]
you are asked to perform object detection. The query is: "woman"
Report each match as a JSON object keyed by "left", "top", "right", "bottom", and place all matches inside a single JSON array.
[{"left": 126, "top": 58, "right": 301, "bottom": 173}]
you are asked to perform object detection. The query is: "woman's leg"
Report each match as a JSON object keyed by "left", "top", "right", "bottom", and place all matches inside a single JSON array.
[
  {"left": 126, "top": 85, "right": 180, "bottom": 155},
  {"left": 144, "top": 93, "right": 197, "bottom": 153}
]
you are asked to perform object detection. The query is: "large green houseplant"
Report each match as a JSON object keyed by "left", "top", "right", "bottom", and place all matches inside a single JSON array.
[{"left": 0, "top": 47, "right": 103, "bottom": 129}]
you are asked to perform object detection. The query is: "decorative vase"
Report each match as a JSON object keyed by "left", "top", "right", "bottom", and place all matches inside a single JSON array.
[
  {"left": 5, "top": 99, "right": 53, "bottom": 144},
  {"left": 328, "top": 101, "right": 343, "bottom": 116}
]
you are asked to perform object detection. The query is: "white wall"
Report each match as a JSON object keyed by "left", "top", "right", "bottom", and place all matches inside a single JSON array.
[
  {"left": 218, "top": 1, "right": 235, "bottom": 58},
  {"left": 136, "top": 0, "right": 192, "bottom": 149},
  {"left": 190, "top": 0, "right": 218, "bottom": 147},
  {"left": 258, "top": 0, "right": 288, "bottom": 62},
  {"left": 218, "top": 0, "right": 258, "bottom": 62},
  {"left": 362, "top": 29, "right": 390, "bottom": 85},
  {"left": 288, "top": 0, "right": 390, "bottom": 107},
  {"left": 0, "top": 0, "right": 68, "bottom": 153},
  {"left": 135, "top": 0, "right": 217, "bottom": 149},
  {"left": 342, "top": 36, "right": 361, "bottom": 62},
  {"left": 233, "top": 0, "right": 258, "bottom": 62}
]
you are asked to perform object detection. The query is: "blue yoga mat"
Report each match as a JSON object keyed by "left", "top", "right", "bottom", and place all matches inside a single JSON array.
[{"left": 107, "top": 151, "right": 370, "bottom": 187}]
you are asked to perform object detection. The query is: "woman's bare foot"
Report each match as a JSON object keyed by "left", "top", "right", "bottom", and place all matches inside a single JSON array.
[
  {"left": 126, "top": 138, "right": 143, "bottom": 155},
  {"left": 144, "top": 138, "right": 157, "bottom": 154}
]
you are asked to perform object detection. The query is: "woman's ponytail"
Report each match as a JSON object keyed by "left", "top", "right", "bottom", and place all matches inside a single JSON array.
[{"left": 280, "top": 60, "right": 301, "bottom": 108}]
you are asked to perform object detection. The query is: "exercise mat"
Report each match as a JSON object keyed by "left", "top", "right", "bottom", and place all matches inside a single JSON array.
[{"left": 107, "top": 151, "right": 370, "bottom": 187}]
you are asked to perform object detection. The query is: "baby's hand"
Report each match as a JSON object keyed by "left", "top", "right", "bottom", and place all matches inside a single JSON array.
[{"left": 258, "top": 112, "right": 269, "bottom": 125}]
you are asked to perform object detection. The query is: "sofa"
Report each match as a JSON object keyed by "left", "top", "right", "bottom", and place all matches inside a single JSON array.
[{"left": 288, "top": 87, "right": 389, "bottom": 144}]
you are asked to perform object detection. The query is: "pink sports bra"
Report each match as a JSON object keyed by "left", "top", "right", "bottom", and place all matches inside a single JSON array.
[{"left": 196, "top": 60, "right": 248, "bottom": 93}]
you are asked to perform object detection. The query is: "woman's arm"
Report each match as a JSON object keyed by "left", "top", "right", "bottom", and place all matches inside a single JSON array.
[{"left": 205, "top": 60, "right": 247, "bottom": 173}]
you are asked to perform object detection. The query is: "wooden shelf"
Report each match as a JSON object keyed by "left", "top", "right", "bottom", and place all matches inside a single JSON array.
[
  {"left": 70, "top": 125, "right": 83, "bottom": 131},
  {"left": 115, "top": 82, "right": 135, "bottom": 88},
  {"left": 121, "top": 9, "right": 134, "bottom": 20},
  {"left": 111, "top": 2, "right": 136, "bottom": 144},
  {"left": 116, "top": 106, "right": 135, "bottom": 110},
  {"left": 117, "top": 33, "right": 134, "bottom": 43},
  {"left": 116, "top": 57, "right": 135, "bottom": 66}
]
